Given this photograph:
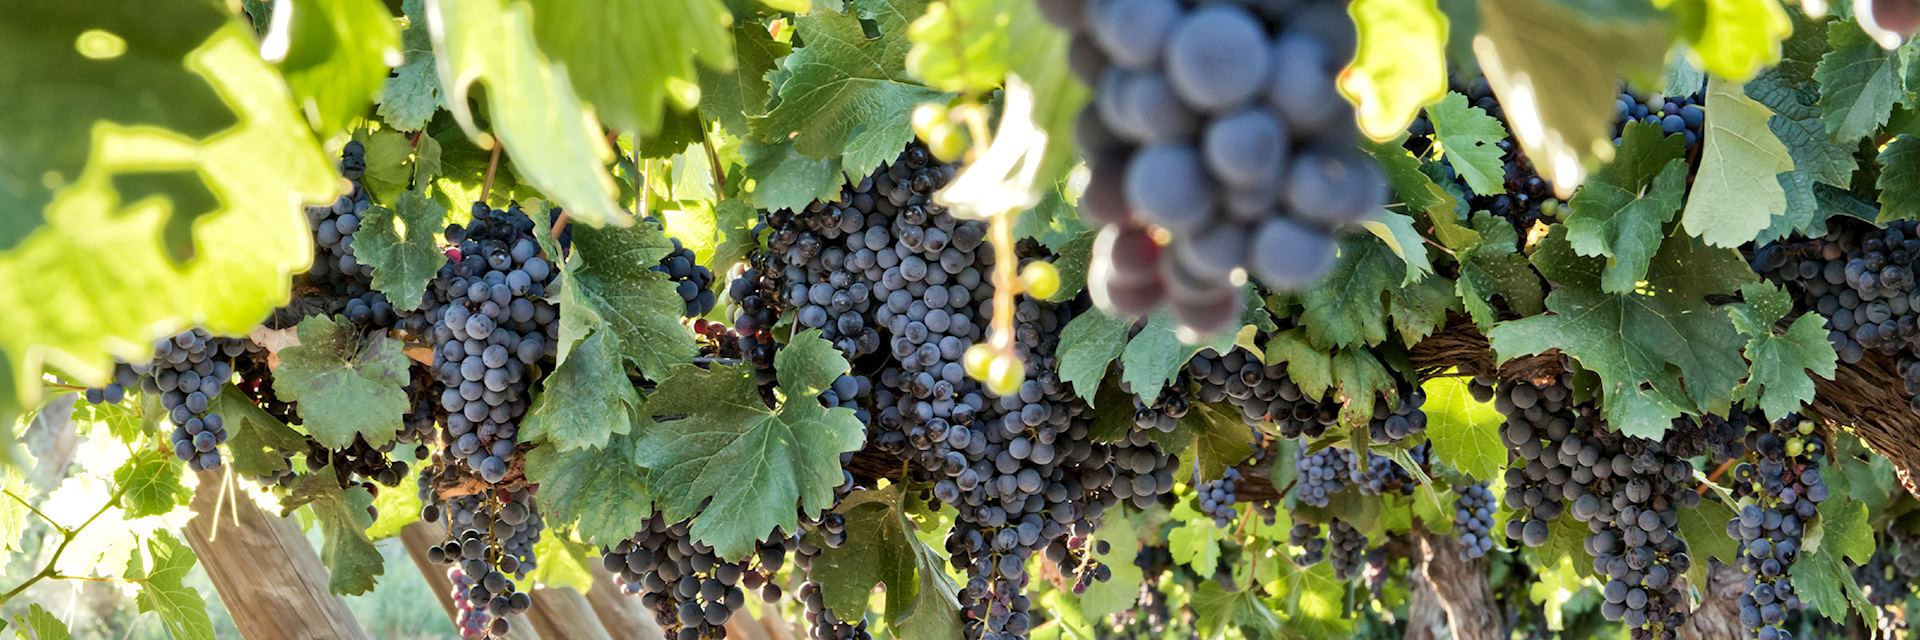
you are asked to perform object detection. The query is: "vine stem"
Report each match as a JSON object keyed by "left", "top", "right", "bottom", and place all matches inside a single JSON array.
[
  {"left": 0, "top": 482, "right": 130, "bottom": 604},
  {"left": 1698, "top": 458, "right": 1737, "bottom": 496},
  {"left": 4, "top": 489, "right": 57, "bottom": 529},
  {"left": 480, "top": 143, "right": 503, "bottom": 202},
  {"left": 700, "top": 117, "right": 726, "bottom": 200}
]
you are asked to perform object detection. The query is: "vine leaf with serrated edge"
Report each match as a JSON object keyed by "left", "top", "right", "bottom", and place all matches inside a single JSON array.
[
  {"left": 126, "top": 530, "right": 214, "bottom": 640},
  {"left": 1563, "top": 121, "right": 1689, "bottom": 294},
  {"left": 272, "top": 315, "right": 413, "bottom": 449},
  {"left": 1726, "top": 282, "right": 1837, "bottom": 421},
  {"left": 523, "top": 431, "right": 655, "bottom": 547},
  {"left": 807, "top": 485, "right": 963, "bottom": 640},
  {"left": 1682, "top": 77, "right": 1794, "bottom": 246},
  {"left": 283, "top": 469, "right": 384, "bottom": 595},
  {"left": 1426, "top": 92, "right": 1510, "bottom": 196}
]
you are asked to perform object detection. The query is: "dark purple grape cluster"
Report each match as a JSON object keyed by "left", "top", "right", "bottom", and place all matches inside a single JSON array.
[
  {"left": 1187, "top": 346, "right": 1336, "bottom": 439},
  {"left": 1454, "top": 482, "right": 1496, "bottom": 559},
  {"left": 1367, "top": 386, "right": 1427, "bottom": 445},
  {"left": 600, "top": 515, "right": 794, "bottom": 640},
  {"left": 1290, "top": 522, "right": 1326, "bottom": 564},
  {"left": 1855, "top": 527, "right": 1920, "bottom": 608},
  {"left": 1752, "top": 220, "right": 1920, "bottom": 412},
  {"left": 422, "top": 487, "right": 543, "bottom": 639},
  {"left": 655, "top": 237, "right": 718, "bottom": 317},
  {"left": 1485, "top": 374, "right": 1579, "bottom": 547},
  {"left": 1614, "top": 88, "right": 1705, "bottom": 148},
  {"left": 151, "top": 330, "right": 247, "bottom": 471},
  {"left": 1327, "top": 518, "right": 1367, "bottom": 580},
  {"left": 1047, "top": 0, "right": 1383, "bottom": 333},
  {"left": 1126, "top": 378, "right": 1188, "bottom": 433},
  {"left": 1294, "top": 445, "right": 1352, "bottom": 508},
  {"left": 422, "top": 203, "right": 561, "bottom": 483},
  {"left": 1728, "top": 416, "right": 1827, "bottom": 640}
]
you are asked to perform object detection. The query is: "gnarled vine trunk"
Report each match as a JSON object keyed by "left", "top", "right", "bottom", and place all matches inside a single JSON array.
[
  {"left": 1682, "top": 560, "right": 1745, "bottom": 640},
  {"left": 1417, "top": 528, "right": 1501, "bottom": 640},
  {"left": 1404, "top": 565, "right": 1447, "bottom": 640}
]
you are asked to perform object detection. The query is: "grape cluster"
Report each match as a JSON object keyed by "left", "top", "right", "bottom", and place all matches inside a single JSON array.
[
  {"left": 1294, "top": 445, "right": 1353, "bottom": 508},
  {"left": 1187, "top": 346, "right": 1336, "bottom": 439},
  {"left": 655, "top": 237, "right": 719, "bottom": 317},
  {"left": 1454, "top": 482, "right": 1496, "bottom": 559},
  {"left": 1728, "top": 416, "right": 1828, "bottom": 640},
  {"left": 1290, "top": 522, "right": 1327, "bottom": 564},
  {"left": 151, "top": 330, "right": 247, "bottom": 471},
  {"left": 1195, "top": 466, "right": 1242, "bottom": 527},
  {"left": 1752, "top": 221, "right": 1920, "bottom": 410},
  {"left": 306, "top": 140, "right": 376, "bottom": 290},
  {"left": 422, "top": 487, "right": 543, "bottom": 638},
  {"left": 1049, "top": 0, "right": 1383, "bottom": 333},
  {"left": 601, "top": 515, "right": 793, "bottom": 639},
  {"left": 1359, "top": 442, "right": 1425, "bottom": 496},
  {"left": 1614, "top": 88, "right": 1706, "bottom": 148},
  {"left": 1126, "top": 378, "right": 1188, "bottom": 433},
  {"left": 1367, "top": 386, "right": 1427, "bottom": 445},
  {"left": 1485, "top": 374, "right": 1578, "bottom": 546},
  {"left": 1327, "top": 519, "right": 1368, "bottom": 580},
  {"left": 422, "top": 203, "right": 561, "bottom": 483}
]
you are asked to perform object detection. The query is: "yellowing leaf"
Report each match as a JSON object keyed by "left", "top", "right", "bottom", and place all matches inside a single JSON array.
[{"left": 1342, "top": 0, "right": 1450, "bottom": 140}]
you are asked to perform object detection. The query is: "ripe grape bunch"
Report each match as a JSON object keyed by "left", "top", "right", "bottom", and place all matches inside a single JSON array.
[
  {"left": 423, "top": 203, "right": 561, "bottom": 483},
  {"left": 655, "top": 236, "right": 718, "bottom": 317},
  {"left": 84, "top": 330, "right": 249, "bottom": 471},
  {"left": 1728, "top": 416, "right": 1828, "bottom": 640},
  {"left": 601, "top": 515, "right": 795, "bottom": 640},
  {"left": 1484, "top": 374, "right": 1578, "bottom": 547},
  {"left": 1188, "top": 344, "right": 1338, "bottom": 439},
  {"left": 1047, "top": 0, "right": 1385, "bottom": 333},
  {"left": 1613, "top": 88, "right": 1705, "bottom": 149},
  {"left": 1752, "top": 220, "right": 1920, "bottom": 412},
  {"left": 422, "top": 487, "right": 543, "bottom": 639},
  {"left": 1454, "top": 482, "right": 1496, "bottom": 559}
]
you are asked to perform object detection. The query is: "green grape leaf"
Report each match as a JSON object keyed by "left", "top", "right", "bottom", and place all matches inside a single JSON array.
[
  {"left": 1563, "top": 122, "right": 1689, "bottom": 293},
  {"left": 1056, "top": 308, "right": 1129, "bottom": 403},
  {"left": 523, "top": 432, "right": 654, "bottom": 546},
  {"left": 708, "top": 199, "right": 761, "bottom": 278},
  {"left": 209, "top": 386, "right": 306, "bottom": 481},
  {"left": 809, "top": 486, "right": 963, "bottom": 639},
  {"left": 1168, "top": 510, "right": 1225, "bottom": 577},
  {"left": 1488, "top": 228, "right": 1752, "bottom": 439},
  {"left": 1362, "top": 211, "right": 1434, "bottom": 284},
  {"left": 0, "top": 466, "right": 28, "bottom": 553},
  {"left": 906, "top": 0, "right": 1015, "bottom": 94},
  {"left": 266, "top": 0, "right": 398, "bottom": 138},
  {"left": 1274, "top": 561, "right": 1352, "bottom": 638},
  {"left": 113, "top": 450, "right": 190, "bottom": 519},
  {"left": 1662, "top": 0, "right": 1790, "bottom": 81},
  {"left": 377, "top": 0, "right": 441, "bottom": 131},
  {"left": 1535, "top": 509, "right": 1593, "bottom": 579},
  {"left": 700, "top": 23, "right": 791, "bottom": 138},
  {"left": 564, "top": 222, "right": 698, "bottom": 381},
  {"left": 358, "top": 127, "right": 419, "bottom": 202},
  {"left": 1795, "top": 496, "right": 1875, "bottom": 623},
  {"left": 1726, "top": 282, "right": 1837, "bottom": 421},
  {"left": 0, "top": 9, "right": 339, "bottom": 414},
  {"left": 1877, "top": 135, "right": 1920, "bottom": 221},
  {"left": 1365, "top": 140, "right": 1478, "bottom": 251},
  {"left": 1191, "top": 580, "right": 1283, "bottom": 639},
  {"left": 1421, "top": 375, "right": 1505, "bottom": 482},
  {"left": 756, "top": 0, "right": 948, "bottom": 175},
  {"left": 1266, "top": 328, "right": 1333, "bottom": 400},
  {"left": 354, "top": 187, "right": 446, "bottom": 311},
  {"left": 1388, "top": 272, "right": 1456, "bottom": 346},
  {"left": 1683, "top": 78, "right": 1794, "bottom": 246},
  {"left": 1412, "top": 484, "right": 1455, "bottom": 532},
  {"left": 10, "top": 604, "right": 69, "bottom": 640},
  {"left": 1527, "top": 554, "right": 1585, "bottom": 631},
  {"left": 1426, "top": 92, "right": 1510, "bottom": 196},
  {"left": 1456, "top": 213, "right": 1544, "bottom": 329},
  {"left": 428, "top": 0, "right": 627, "bottom": 227},
  {"left": 1748, "top": 14, "right": 1850, "bottom": 243},
  {"left": 1183, "top": 403, "right": 1255, "bottom": 483},
  {"left": 522, "top": 327, "right": 642, "bottom": 451},
  {"left": 636, "top": 331, "right": 865, "bottom": 558},
  {"left": 1472, "top": 0, "right": 1669, "bottom": 196},
  {"left": 273, "top": 315, "right": 412, "bottom": 449},
  {"left": 1342, "top": 0, "right": 1450, "bottom": 141},
  {"left": 1119, "top": 311, "right": 1233, "bottom": 401},
  {"left": 526, "top": 0, "right": 730, "bottom": 137},
  {"left": 1676, "top": 498, "right": 1737, "bottom": 593},
  {"left": 742, "top": 139, "right": 847, "bottom": 213},
  {"left": 1078, "top": 511, "right": 1143, "bottom": 618},
  {"left": 1815, "top": 22, "right": 1900, "bottom": 144},
  {"left": 126, "top": 531, "right": 213, "bottom": 640},
  {"left": 367, "top": 479, "right": 422, "bottom": 540},
  {"left": 1300, "top": 233, "right": 1415, "bottom": 349},
  {"left": 1046, "top": 230, "right": 1094, "bottom": 303},
  {"left": 286, "top": 471, "right": 383, "bottom": 595}
]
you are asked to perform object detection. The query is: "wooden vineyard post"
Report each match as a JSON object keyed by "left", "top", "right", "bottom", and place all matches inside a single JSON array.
[
  {"left": 527, "top": 587, "right": 614, "bottom": 640},
  {"left": 584, "top": 564, "right": 665, "bottom": 639},
  {"left": 181, "top": 470, "right": 369, "bottom": 640},
  {"left": 401, "top": 521, "right": 541, "bottom": 640}
]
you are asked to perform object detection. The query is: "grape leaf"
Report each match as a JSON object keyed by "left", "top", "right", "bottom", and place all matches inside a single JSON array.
[
  {"left": 1300, "top": 233, "right": 1416, "bottom": 349},
  {"left": 700, "top": 23, "right": 791, "bottom": 138},
  {"left": 0, "top": 466, "right": 27, "bottom": 553},
  {"left": 1183, "top": 403, "right": 1255, "bottom": 483},
  {"left": 1472, "top": 0, "right": 1669, "bottom": 196},
  {"left": 358, "top": 127, "right": 418, "bottom": 202},
  {"left": 1078, "top": 510, "right": 1143, "bottom": 618},
  {"left": 1681, "top": 78, "right": 1794, "bottom": 246},
  {"left": 1815, "top": 22, "right": 1900, "bottom": 144},
  {"left": 377, "top": 0, "right": 441, "bottom": 131},
  {"left": 1168, "top": 508, "right": 1225, "bottom": 577},
  {"left": 1527, "top": 554, "right": 1584, "bottom": 631},
  {"left": 1366, "top": 140, "right": 1480, "bottom": 252},
  {"left": 1118, "top": 311, "right": 1234, "bottom": 401},
  {"left": 125, "top": 531, "right": 214, "bottom": 640},
  {"left": 523, "top": 432, "right": 654, "bottom": 546},
  {"left": 1726, "top": 282, "right": 1837, "bottom": 421},
  {"left": 285, "top": 471, "right": 383, "bottom": 595},
  {"left": 742, "top": 139, "right": 847, "bottom": 213},
  {"left": 10, "top": 604, "right": 68, "bottom": 640},
  {"left": 522, "top": 327, "right": 642, "bottom": 451},
  {"left": 1421, "top": 375, "right": 1505, "bottom": 482},
  {"left": 429, "top": 0, "right": 627, "bottom": 228},
  {"left": 526, "top": 0, "right": 731, "bottom": 137},
  {"left": 209, "top": 386, "right": 306, "bottom": 481},
  {"left": 112, "top": 450, "right": 190, "bottom": 519},
  {"left": 1795, "top": 496, "right": 1875, "bottom": 623},
  {"left": 707, "top": 199, "right": 761, "bottom": 279},
  {"left": 808, "top": 486, "right": 963, "bottom": 640},
  {"left": 354, "top": 187, "right": 446, "bottom": 311},
  {"left": 636, "top": 331, "right": 866, "bottom": 558},
  {"left": 1191, "top": 580, "right": 1282, "bottom": 639},
  {"left": 1341, "top": 0, "right": 1450, "bottom": 141},
  {"left": 1426, "top": 92, "right": 1510, "bottom": 196},
  {"left": 564, "top": 222, "right": 698, "bottom": 381},
  {"left": 265, "top": 0, "right": 398, "bottom": 138},
  {"left": 1566, "top": 121, "right": 1689, "bottom": 292},
  {"left": 755, "top": 0, "right": 948, "bottom": 175},
  {"left": 1877, "top": 135, "right": 1920, "bottom": 221},
  {"left": 366, "top": 480, "right": 422, "bottom": 540},
  {"left": 1456, "top": 213, "right": 1543, "bottom": 329},
  {"left": 1388, "top": 273, "right": 1456, "bottom": 346},
  {"left": 1361, "top": 211, "right": 1434, "bottom": 284},
  {"left": 1675, "top": 498, "right": 1737, "bottom": 594},
  {"left": 906, "top": 0, "right": 1016, "bottom": 94},
  {"left": 0, "top": 9, "right": 338, "bottom": 414},
  {"left": 1056, "top": 309, "right": 1129, "bottom": 403},
  {"left": 1748, "top": 15, "right": 1850, "bottom": 243},
  {"left": 272, "top": 315, "right": 412, "bottom": 449},
  {"left": 1488, "top": 228, "right": 1752, "bottom": 438},
  {"left": 1662, "top": 0, "right": 1790, "bottom": 81},
  {"left": 524, "top": 534, "right": 597, "bottom": 594},
  {"left": 1266, "top": 328, "right": 1333, "bottom": 400},
  {"left": 1272, "top": 560, "right": 1352, "bottom": 638}
]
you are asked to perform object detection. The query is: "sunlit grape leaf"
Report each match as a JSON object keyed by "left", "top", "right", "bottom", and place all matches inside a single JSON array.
[
  {"left": 524, "top": 324, "right": 641, "bottom": 451},
  {"left": 1795, "top": 496, "right": 1874, "bottom": 623},
  {"left": 1726, "top": 282, "right": 1837, "bottom": 421},
  {"left": 1661, "top": 0, "right": 1790, "bottom": 81},
  {"left": 378, "top": 0, "right": 441, "bottom": 131},
  {"left": 1563, "top": 123, "right": 1689, "bottom": 293},
  {"left": 10, "top": 604, "right": 69, "bottom": 640},
  {"left": 126, "top": 530, "right": 214, "bottom": 640},
  {"left": 1815, "top": 22, "right": 1900, "bottom": 143},
  {"left": 354, "top": 187, "right": 445, "bottom": 311},
  {"left": 1527, "top": 554, "right": 1583, "bottom": 631},
  {"left": 366, "top": 479, "right": 422, "bottom": 540},
  {"left": 1361, "top": 211, "right": 1433, "bottom": 285},
  {"left": 1119, "top": 311, "right": 1234, "bottom": 401},
  {"left": 1342, "top": 0, "right": 1449, "bottom": 141},
  {"left": 0, "top": 8, "right": 337, "bottom": 415},
  {"left": 1168, "top": 507, "right": 1225, "bottom": 577},
  {"left": 273, "top": 315, "right": 412, "bottom": 449},
  {"left": 113, "top": 450, "right": 190, "bottom": 519},
  {"left": 563, "top": 221, "right": 698, "bottom": 381},
  {"left": 1425, "top": 93, "right": 1509, "bottom": 196},
  {"left": 906, "top": 0, "right": 1015, "bottom": 93},
  {"left": 756, "top": 0, "right": 948, "bottom": 174},
  {"left": 0, "top": 466, "right": 27, "bottom": 553},
  {"left": 1421, "top": 375, "right": 1504, "bottom": 482},
  {"left": 742, "top": 139, "right": 847, "bottom": 213},
  {"left": 1456, "top": 214, "right": 1543, "bottom": 330},
  {"left": 265, "top": 0, "right": 398, "bottom": 138},
  {"left": 809, "top": 486, "right": 964, "bottom": 639},
  {"left": 1078, "top": 510, "right": 1142, "bottom": 618},
  {"left": 1056, "top": 309, "right": 1129, "bottom": 403},
  {"left": 284, "top": 470, "right": 383, "bottom": 595},
  {"left": 1473, "top": 0, "right": 1669, "bottom": 196},
  {"left": 1273, "top": 560, "right": 1352, "bottom": 637},
  {"left": 700, "top": 23, "right": 790, "bottom": 138},
  {"left": 1265, "top": 328, "right": 1332, "bottom": 400},
  {"left": 636, "top": 331, "right": 865, "bottom": 558},
  {"left": 526, "top": 0, "right": 731, "bottom": 137},
  {"left": 1683, "top": 78, "right": 1793, "bottom": 246},
  {"left": 1183, "top": 403, "right": 1255, "bottom": 483},
  {"left": 1191, "top": 580, "right": 1282, "bottom": 639},
  {"left": 1367, "top": 141, "right": 1479, "bottom": 251},
  {"left": 522, "top": 534, "right": 596, "bottom": 594},
  {"left": 1748, "top": 15, "right": 1850, "bottom": 242},
  {"left": 209, "top": 385, "right": 306, "bottom": 481},
  {"left": 1877, "top": 135, "right": 1920, "bottom": 221},
  {"left": 523, "top": 432, "right": 654, "bottom": 546},
  {"left": 1675, "top": 498, "right": 1736, "bottom": 592},
  {"left": 1388, "top": 271, "right": 1455, "bottom": 346},
  {"left": 1488, "top": 228, "right": 1752, "bottom": 439},
  {"left": 428, "top": 0, "right": 627, "bottom": 227}
]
